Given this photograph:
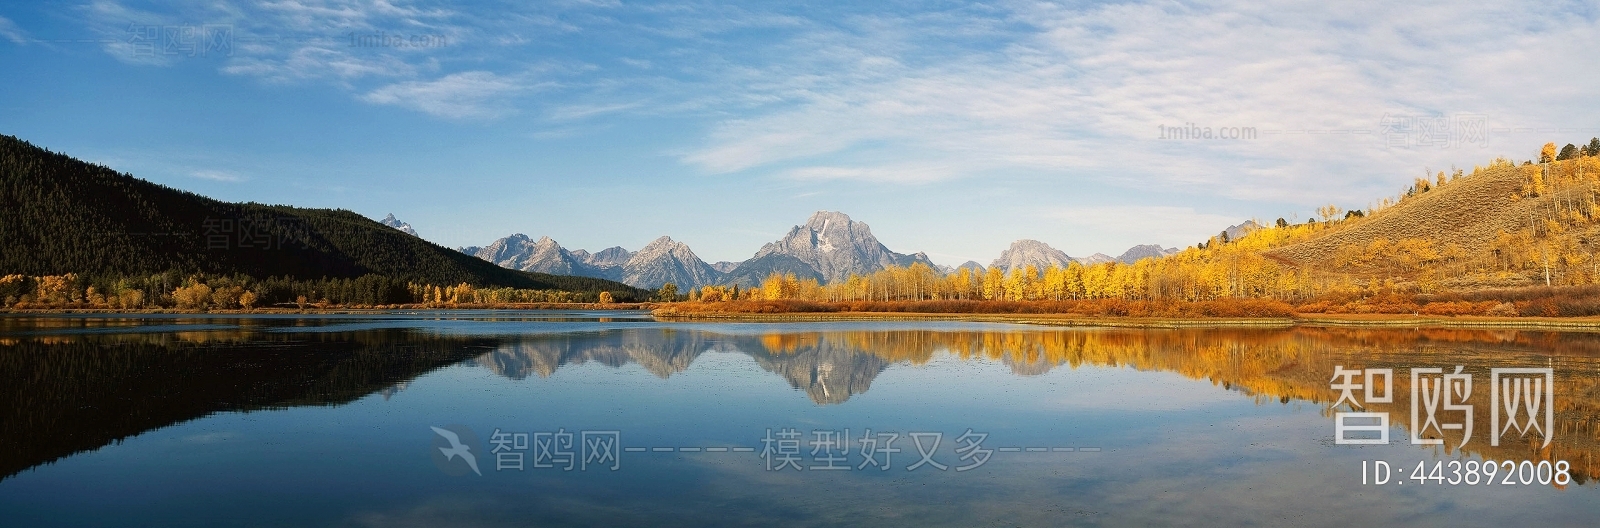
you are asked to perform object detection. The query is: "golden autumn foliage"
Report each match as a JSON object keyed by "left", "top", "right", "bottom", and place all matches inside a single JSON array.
[
  {"left": 661, "top": 298, "right": 1297, "bottom": 317},
  {"left": 676, "top": 144, "right": 1600, "bottom": 317},
  {"left": 730, "top": 326, "right": 1600, "bottom": 477}
]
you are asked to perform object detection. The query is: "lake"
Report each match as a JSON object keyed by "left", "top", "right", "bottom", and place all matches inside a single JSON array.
[{"left": 2, "top": 311, "right": 1597, "bottom": 526}]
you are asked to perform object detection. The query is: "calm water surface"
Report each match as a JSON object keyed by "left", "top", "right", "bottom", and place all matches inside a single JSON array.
[{"left": 2, "top": 311, "right": 1598, "bottom": 526}]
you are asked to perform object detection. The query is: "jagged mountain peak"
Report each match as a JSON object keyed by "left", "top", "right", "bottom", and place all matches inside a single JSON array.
[
  {"left": 991, "top": 239, "right": 1075, "bottom": 272},
  {"left": 1223, "top": 220, "right": 1260, "bottom": 241},
  {"left": 379, "top": 213, "right": 418, "bottom": 237},
  {"left": 805, "top": 210, "right": 858, "bottom": 231},
  {"left": 622, "top": 236, "right": 720, "bottom": 289},
  {"left": 470, "top": 233, "right": 588, "bottom": 276},
  {"left": 587, "top": 246, "right": 634, "bottom": 268},
  {"left": 743, "top": 211, "right": 929, "bottom": 284},
  {"left": 1115, "top": 244, "right": 1179, "bottom": 264},
  {"left": 466, "top": 232, "right": 722, "bottom": 290},
  {"left": 1076, "top": 253, "right": 1115, "bottom": 265},
  {"left": 640, "top": 235, "right": 682, "bottom": 249}
]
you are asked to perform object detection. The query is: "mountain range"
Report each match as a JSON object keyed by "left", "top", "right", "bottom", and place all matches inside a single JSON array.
[
  {"left": 983, "top": 240, "right": 1177, "bottom": 273},
  {"left": 434, "top": 210, "right": 1190, "bottom": 290},
  {"left": 454, "top": 211, "right": 926, "bottom": 290}
]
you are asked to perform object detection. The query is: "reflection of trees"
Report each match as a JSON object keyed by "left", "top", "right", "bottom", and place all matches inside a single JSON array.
[
  {"left": 0, "top": 329, "right": 496, "bottom": 482},
  {"left": 0, "top": 315, "right": 346, "bottom": 338},
  {"left": 475, "top": 327, "right": 1600, "bottom": 482},
  {"left": 10, "top": 323, "right": 1600, "bottom": 485},
  {"left": 929, "top": 327, "right": 1600, "bottom": 484},
  {"left": 804, "top": 326, "right": 1600, "bottom": 484}
]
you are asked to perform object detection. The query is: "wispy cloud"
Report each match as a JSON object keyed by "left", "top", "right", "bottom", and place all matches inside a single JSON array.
[
  {"left": 782, "top": 163, "right": 961, "bottom": 185},
  {"left": 0, "top": 15, "right": 28, "bottom": 44},
  {"left": 675, "top": 0, "right": 1600, "bottom": 203},
  {"left": 189, "top": 169, "right": 246, "bottom": 182},
  {"left": 222, "top": 46, "right": 416, "bottom": 83},
  {"left": 79, "top": 0, "right": 493, "bottom": 113},
  {"left": 81, "top": 0, "right": 177, "bottom": 65},
  {"left": 1042, "top": 206, "right": 1245, "bottom": 250},
  {"left": 63, "top": 0, "right": 1600, "bottom": 202},
  {"left": 361, "top": 70, "right": 523, "bottom": 119},
  {"left": 548, "top": 101, "right": 643, "bottom": 121}
]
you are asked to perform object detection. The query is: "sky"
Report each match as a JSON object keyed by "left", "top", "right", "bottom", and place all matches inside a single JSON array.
[{"left": 1, "top": 1, "right": 1598, "bottom": 266}]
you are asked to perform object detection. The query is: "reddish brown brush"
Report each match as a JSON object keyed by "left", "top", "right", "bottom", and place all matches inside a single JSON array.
[{"left": 666, "top": 298, "right": 1296, "bottom": 318}]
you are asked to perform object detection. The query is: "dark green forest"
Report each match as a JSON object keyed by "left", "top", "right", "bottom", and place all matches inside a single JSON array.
[{"left": 0, "top": 134, "right": 649, "bottom": 306}]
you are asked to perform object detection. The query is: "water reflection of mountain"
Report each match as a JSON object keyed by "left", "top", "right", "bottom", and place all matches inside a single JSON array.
[
  {"left": 731, "top": 334, "right": 891, "bottom": 405},
  {"left": 9, "top": 323, "right": 1600, "bottom": 485},
  {"left": 475, "top": 330, "right": 710, "bottom": 379},
  {"left": 0, "top": 329, "right": 497, "bottom": 482},
  {"left": 475, "top": 327, "right": 1600, "bottom": 482},
  {"left": 473, "top": 331, "right": 892, "bottom": 404}
]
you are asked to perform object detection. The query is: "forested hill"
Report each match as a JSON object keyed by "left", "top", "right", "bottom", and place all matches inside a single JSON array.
[{"left": 0, "top": 134, "right": 640, "bottom": 295}]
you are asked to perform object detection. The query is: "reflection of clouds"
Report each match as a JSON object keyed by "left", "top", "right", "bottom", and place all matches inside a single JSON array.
[
  {"left": 336, "top": 406, "right": 1600, "bottom": 527},
  {"left": 349, "top": 497, "right": 513, "bottom": 528},
  {"left": 567, "top": 408, "right": 1600, "bottom": 526},
  {"left": 464, "top": 327, "right": 1600, "bottom": 477},
  {"left": 1039, "top": 369, "right": 1246, "bottom": 412},
  {"left": 378, "top": 381, "right": 409, "bottom": 401},
  {"left": 1074, "top": 412, "right": 1599, "bottom": 526},
  {"left": 179, "top": 431, "right": 237, "bottom": 444}
]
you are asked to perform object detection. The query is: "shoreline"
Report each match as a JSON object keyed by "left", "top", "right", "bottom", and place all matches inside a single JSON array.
[
  {"left": 7, "top": 306, "right": 1600, "bottom": 331},
  {"left": 0, "top": 303, "right": 657, "bottom": 315},
  {"left": 650, "top": 309, "right": 1600, "bottom": 331}
]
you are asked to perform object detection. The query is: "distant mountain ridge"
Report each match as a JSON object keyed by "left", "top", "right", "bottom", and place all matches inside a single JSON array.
[
  {"left": 621, "top": 236, "right": 721, "bottom": 290},
  {"left": 1223, "top": 220, "right": 1261, "bottom": 241},
  {"left": 731, "top": 211, "right": 935, "bottom": 285},
  {"left": 471, "top": 234, "right": 591, "bottom": 276},
  {"left": 990, "top": 239, "right": 1075, "bottom": 272},
  {"left": 458, "top": 211, "right": 1222, "bottom": 288},
  {"left": 464, "top": 211, "right": 936, "bottom": 289},
  {"left": 987, "top": 239, "right": 1175, "bottom": 272},
  {"left": 465, "top": 234, "right": 708, "bottom": 290},
  {"left": 1115, "top": 244, "right": 1180, "bottom": 264}
]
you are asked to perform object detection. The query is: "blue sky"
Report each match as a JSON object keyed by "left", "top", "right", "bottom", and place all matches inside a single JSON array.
[{"left": 2, "top": 1, "right": 1598, "bottom": 265}]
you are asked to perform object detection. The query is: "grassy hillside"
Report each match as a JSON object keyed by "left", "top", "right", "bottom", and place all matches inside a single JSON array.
[
  {"left": 0, "top": 134, "right": 646, "bottom": 298},
  {"left": 1267, "top": 165, "right": 1526, "bottom": 266},
  {"left": 1267, "top": 149, "right": 1600, "bottom": 291}
]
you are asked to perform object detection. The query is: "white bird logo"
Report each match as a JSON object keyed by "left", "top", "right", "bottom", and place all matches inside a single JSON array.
[{"left": 431, "top": 426, "right": 481, "bottom": 476}]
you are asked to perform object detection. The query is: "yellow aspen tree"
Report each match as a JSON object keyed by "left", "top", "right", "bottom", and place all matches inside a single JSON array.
[
  {"left": 1003, "top": 268, "right": 1025, "bottom": 301},
  {"left": 1065, "top": 262, "right": 1085, "bottom": 299},
  {"left": 982, "top": 267, "right": 1004, "bottom": 300},
  {"left": 761, "top": 272, "right": 784, "bottom": 300}
]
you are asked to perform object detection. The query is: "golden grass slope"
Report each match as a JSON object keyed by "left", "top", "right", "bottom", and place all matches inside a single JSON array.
[{"left": 1268, "top": 165, "right": 1533, "bottom": 266}]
